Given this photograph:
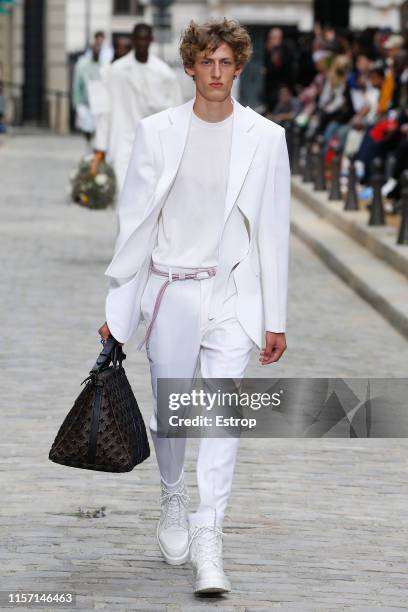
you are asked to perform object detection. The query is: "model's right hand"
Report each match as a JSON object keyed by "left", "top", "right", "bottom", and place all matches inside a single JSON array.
[
  {"left": 98, "top": 321, "right": 111, "bottom": 343},
  {"left": 90, "top": 151, "right": 105, "bottom": 176},
  {"left": 259, "top": 332, "right": 286, "bottom": 365},
  {"left": 98, "top": 322, "right": 124, "bottom": 347}
]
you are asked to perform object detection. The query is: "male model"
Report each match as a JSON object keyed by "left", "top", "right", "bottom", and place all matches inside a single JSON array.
[
  {"left": 89, "top": 23, "right": 182, "bottom": 189},
  {"left": 72, "top": 32, "right": 107, "bottom": 143},
  {"left": 99, "top": 18, "right": 291, "bottom": 595}
]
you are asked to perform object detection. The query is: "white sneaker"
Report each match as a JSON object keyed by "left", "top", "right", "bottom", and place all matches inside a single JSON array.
[
  {"left": 381, "top": 177, "right": 397, "bottom": 197},
  {"left": 157, "top": 478, "right": 190, "bottom": 565},
  {"left": 189, "top": 519, "right": 231, "bottom": 594}
]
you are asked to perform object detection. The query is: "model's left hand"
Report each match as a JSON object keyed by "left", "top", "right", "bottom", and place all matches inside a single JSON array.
[{"left": 259, "top": 332, "right": 287, "bottom": 365}]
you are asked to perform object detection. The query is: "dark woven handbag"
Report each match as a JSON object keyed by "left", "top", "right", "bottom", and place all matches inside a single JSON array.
[{"left": 49, "top": 336, "right": 150, "bottom": 472}]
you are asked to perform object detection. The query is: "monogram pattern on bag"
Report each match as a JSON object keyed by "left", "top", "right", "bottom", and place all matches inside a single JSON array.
[{"left": 49, "top": 367, "right": 150, "bottom": 472}]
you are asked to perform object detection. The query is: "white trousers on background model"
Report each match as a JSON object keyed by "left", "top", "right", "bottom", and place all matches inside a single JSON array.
[{"left": 140, "top": 262, "right": 255, "bottom": 527}]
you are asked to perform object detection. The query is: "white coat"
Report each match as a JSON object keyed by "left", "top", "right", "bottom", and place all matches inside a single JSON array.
[
  {"left": 104, "top": 96, "right": 291, "bottom": 350},
  {"left": 90, "top": 50, "right": 183, "bottom": 188}
]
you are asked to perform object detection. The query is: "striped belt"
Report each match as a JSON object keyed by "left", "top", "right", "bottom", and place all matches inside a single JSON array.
[{"left": 137, "top": 262, "right": 217, "bottom": 351}]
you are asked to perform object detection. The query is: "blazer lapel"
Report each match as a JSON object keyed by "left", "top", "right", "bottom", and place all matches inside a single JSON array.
[
  {"left": 154, "top": 98, "right": 195, "bottom": 205},
  {"left": 208, "top": 100, "right": 260, "bottom": 321},
  {"left": 224, "top": 98, "right": 260, "bottom": 223},
  {"left": 108, "top": 96, "right": 261, "bottom": 280},
  {"left": 148, "top": 96, "right": 259, "bottom": 223}
]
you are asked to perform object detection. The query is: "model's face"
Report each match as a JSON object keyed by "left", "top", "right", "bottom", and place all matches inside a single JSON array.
[
  {"left": 116, "top": 37, "right": 131, "bottom": 58},
  {"left": 185, "top": 43, "right": 243, "bottom": 102},
  {"left": 132, "top": 31, "right": 151, "bottom": 55},
  {"left": 94, "top": 35, "right": 104, "bottom": 49},
  {"left": 92, "top": 36, "right": 104, "bottom": 58}
]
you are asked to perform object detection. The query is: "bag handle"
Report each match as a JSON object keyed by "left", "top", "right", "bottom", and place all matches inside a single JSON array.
[{"left": 90, "top": 335, "right": 126, "bottom": 374}]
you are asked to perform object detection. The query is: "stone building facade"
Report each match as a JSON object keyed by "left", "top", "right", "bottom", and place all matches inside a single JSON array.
[{"left": 0, "top": 0, "right": 407, "bottom": 131}]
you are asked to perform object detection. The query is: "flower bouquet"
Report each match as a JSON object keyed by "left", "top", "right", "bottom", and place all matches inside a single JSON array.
[{"left": 70, "top": 155, "right": 116, "bottom": 209}]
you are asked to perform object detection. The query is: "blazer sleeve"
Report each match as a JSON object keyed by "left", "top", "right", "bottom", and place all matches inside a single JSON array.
[
  {"left": 258, "top": 127, "right": 291, "bottom": 333},
  {"left": 105, "top": 119, "right": 156, "bottom": 287}
]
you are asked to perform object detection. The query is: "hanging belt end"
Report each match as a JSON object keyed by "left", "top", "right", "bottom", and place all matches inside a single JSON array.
[{"left": 136, "top": 338, "right": 146, "bottom": 352}]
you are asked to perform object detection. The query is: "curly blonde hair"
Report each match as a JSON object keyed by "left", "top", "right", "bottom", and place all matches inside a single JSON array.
[{"left": 179, "top": 18, "right": 253, "bottom": 68}]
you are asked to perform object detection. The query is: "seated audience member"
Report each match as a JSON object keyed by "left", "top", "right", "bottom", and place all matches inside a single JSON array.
[
  {"left": 266, "top": 86, "right": 301, "bottom": 125},
  {"left": 315, "top": 54, "right": 354, "bottom": 151},
  {"left": 342, "top": 64, "right": 384, "bottom": 172},
  {"left": 381, "top": 104, "right": 408, "bottom": 203},
  {"left": 296, "top": 49, "right": 333, "bottom": 129},
  {"left": 354, "top": 59, "right": 402, "bottom": 184}
]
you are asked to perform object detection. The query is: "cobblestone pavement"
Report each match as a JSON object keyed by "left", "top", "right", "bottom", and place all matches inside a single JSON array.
[{"left": 1, "top": 133, "right": 408, "bottom": 612}]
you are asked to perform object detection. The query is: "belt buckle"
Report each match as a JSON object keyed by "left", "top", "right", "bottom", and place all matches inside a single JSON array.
[{"left": 195, "top": 270, "right": 210, "bottom": 280}]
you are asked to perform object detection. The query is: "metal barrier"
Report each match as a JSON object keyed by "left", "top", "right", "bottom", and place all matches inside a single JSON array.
[
  {"left": 0, "top": 81, "right": 23, "bottom": 126},
  {"left": 283, "top": 119, "right": 408, "bottom": 246},
  {"left": 0, "top": 80, "right": 70, "bottom": 132}
]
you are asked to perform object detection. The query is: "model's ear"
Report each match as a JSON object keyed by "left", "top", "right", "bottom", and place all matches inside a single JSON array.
[
  {"left": 184, "top": 65, "right": 195, "bottom": 78},
  {"left": 234, "top": 64, "right": 245, "bottom": 78}
]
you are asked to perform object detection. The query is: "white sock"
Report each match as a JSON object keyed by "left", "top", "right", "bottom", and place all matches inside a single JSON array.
[{"left": 161, "top": 470, "right": 185, "bottom": 493}]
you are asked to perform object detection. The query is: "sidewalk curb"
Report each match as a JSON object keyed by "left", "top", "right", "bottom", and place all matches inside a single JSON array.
[
  {"left": 291, "top": 196, "right": 408, "bottom": 341},
  {"left": 291, "top": 176, "right": 408, "bottom": 280}
]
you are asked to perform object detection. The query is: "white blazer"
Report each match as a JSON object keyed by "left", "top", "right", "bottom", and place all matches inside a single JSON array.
[
  {"left": 104, "top": 96, "right": 291, "bottom": 350},
  {"left": 90, "top": 50, "right": 183, "bottom": 188}
]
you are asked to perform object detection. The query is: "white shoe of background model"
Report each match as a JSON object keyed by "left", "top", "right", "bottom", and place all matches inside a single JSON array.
[
  {"left": 189, "top": 514, "right": 231, "bottom": 594},
  {"left": 157, "top": 477, "right": 190, "bottom": 565},
  {"left": 381, "top": 177, "right": 397, "bottom": 197}
]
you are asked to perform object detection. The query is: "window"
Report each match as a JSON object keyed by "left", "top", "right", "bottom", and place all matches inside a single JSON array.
[{"left": 113, "top": 0, "right": 144, "bottom": 16}]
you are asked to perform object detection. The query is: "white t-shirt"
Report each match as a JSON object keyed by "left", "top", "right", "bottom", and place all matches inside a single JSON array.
[{"left": 151, "top": 109, "right": 233, "bottom": 268}]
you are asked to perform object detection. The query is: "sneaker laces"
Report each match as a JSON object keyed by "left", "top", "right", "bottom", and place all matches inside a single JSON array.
[
  {"left": 189, "top": 525, "right": 224, "bottom": 569},
  {"left": 160, "top": 482, "right": 190, "bottom": 530}
]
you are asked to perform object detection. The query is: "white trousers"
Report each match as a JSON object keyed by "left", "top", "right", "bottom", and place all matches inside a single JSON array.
[{"left": 140, "top": 263, "right": 255, "bottom": 527}]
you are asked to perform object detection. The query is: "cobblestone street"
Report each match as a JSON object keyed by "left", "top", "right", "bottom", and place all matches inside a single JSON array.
[{"left": 1, "top": 133, "right": 408, "bottom": 611}]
